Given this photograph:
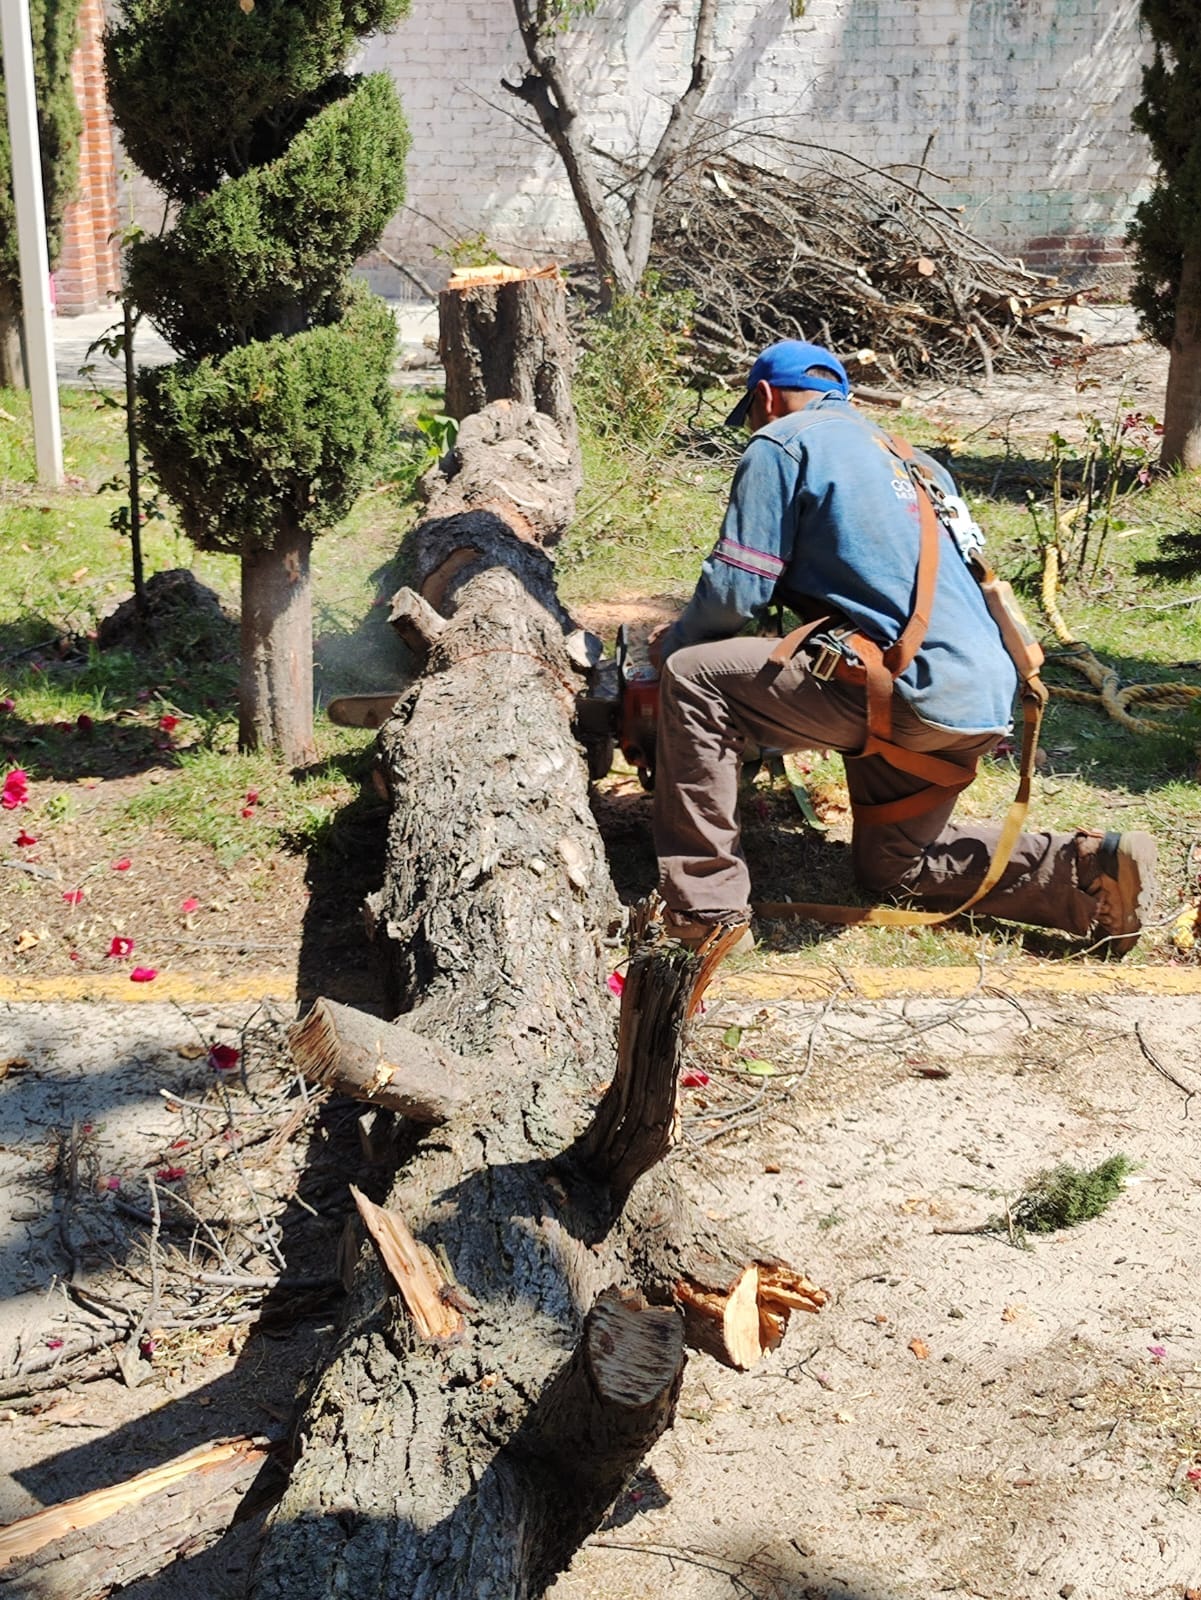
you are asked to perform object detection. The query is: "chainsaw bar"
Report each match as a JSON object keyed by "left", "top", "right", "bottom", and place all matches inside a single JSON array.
[{"left": 326, "top": 693, "right": 404, "bottom": 729}]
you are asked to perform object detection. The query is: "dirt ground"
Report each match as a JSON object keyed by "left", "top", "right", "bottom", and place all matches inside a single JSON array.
[
  {"left": 1, "top": 307, "right": 1199, "bottom": 1598},
  {"left": 2, "top": 982, "right": 1200, "bottom": 1599}
]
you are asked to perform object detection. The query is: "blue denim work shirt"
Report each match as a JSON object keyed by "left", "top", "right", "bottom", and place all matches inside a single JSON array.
[{"left": 660, "top": 395, "right": 1018, "bottom": 735}]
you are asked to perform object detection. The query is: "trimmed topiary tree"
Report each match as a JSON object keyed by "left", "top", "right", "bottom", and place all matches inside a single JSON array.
[
  {"left": 104, "top": 0, "right": 409, "bottom": 761},
  {"left": 1129, "top": 2, "right": 1201, "bottom": 469},
  {"left": 0, "top": 0, "right": 82, "bottom": 388}
]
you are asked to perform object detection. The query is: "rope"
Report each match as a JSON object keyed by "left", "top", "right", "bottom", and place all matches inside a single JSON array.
[{"left": 1039, "top": 543, "right": 1201, "bottom": 735}]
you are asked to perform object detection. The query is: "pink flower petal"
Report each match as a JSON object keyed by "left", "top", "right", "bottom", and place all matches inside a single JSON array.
[
  {"left": 680, "top": 1068, "right": 710, "bottom": 1088},
  {"left": 112, "top": 856, "right": 132, "bottom": 872},
  {"left": 154, "top": 1165, "right": 185, "bottom": 1182},
  {"left": 0, "top": 697, "right": 14, "bottom": 713},
  {"left": 180, "top": 896, "right": 200, "bottom": 914},
  {"left": 62, "top": 888, "right": 85, "bottom": 905},
  {"left": 15, "top": 830, "right": 37, "bottom": 847},
  {"left": 45, "top": 1337, "right": 64, "bottom": 1351},
  {"left": 1148, "top": 1344, "right": 1167, "bottom": 1361},
  {"left": 2, "top": 769, "right": 29, "bottom": 810},
  {"left": 130, "top": 966, "right": 158, "bottom": 983},
  {"left": 104, "top": 1176, "right": 121, "bottom": 1191},
  {"left": 208, "top": 1043, "right": 241, "bottom": 1072},
  {"left": 107, "top": 935, "right": 135, "bottom": 958},
  {"left": 240, "top": 806, "right": 256, "bottom": 819},
  {"left": 607, "top": 971, "right": 625, "bottom": 997}
]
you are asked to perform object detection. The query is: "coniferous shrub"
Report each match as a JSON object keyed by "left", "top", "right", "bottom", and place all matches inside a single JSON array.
[{"left": 104, "top": 0, "right": 410, "bottom": 758}]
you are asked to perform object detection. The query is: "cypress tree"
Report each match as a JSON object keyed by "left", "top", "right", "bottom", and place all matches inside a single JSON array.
[
  {"left": 104, "top": 0, "right": 410, "bottom": 761},
  {"left": 1129, "top": 2, "right": 1201, "bottom": 467},
  {"left": 0, "top": 0, "right": 82, "bottom": 387}
]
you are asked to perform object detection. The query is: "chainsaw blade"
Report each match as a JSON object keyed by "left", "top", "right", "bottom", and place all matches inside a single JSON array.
[{"left": 326, "top": 693, "right": 404, "bottom": 728}]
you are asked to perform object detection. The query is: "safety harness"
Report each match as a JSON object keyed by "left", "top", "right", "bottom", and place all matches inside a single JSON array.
[{"left": 751, "top": 431, "right": 1049, "bottom": 928}]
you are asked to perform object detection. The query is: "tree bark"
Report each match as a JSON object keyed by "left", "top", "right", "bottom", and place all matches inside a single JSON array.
[
  {"left": 238, "top": 527, "right": 316, "bottom": 765},
  {"left": 440, "top": 268, "right": 581, "bottom": 485},
  {"left": 1160, "top": 245, "right": 1201, "bottom": 469},
  {"left": 0, "top": 285, "right": 25, "bottom": 389}
]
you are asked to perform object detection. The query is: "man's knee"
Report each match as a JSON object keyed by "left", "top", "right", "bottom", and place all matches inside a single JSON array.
[{"left": 853, "top": 835, "right": 920, "bottom": 896}]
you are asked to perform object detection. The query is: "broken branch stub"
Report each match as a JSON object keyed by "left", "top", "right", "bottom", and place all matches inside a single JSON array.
[{"left": 288, "top": 997, "right": 470, "bottom": 1124}]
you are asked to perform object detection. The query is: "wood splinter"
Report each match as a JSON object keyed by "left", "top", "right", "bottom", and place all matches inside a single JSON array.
[
  {"left": 674, "top": 1263, "right": 828, "bottom": 1372},
  {"left": 350, "top": 1186, "right": 465, "bottom": 1344}
]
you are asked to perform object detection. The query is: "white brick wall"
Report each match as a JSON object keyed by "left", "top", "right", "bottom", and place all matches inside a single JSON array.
[{"left": 360, "top": 0, "right": 1155, "bottom": 282}]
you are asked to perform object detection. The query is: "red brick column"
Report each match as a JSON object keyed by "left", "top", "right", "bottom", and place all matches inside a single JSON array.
[{"left": 54, "top": 0, "right": 121, "bottom": 315}]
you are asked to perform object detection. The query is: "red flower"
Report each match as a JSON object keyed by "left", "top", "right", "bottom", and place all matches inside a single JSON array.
[
  {"left": 15, "top": 829, "right": 36, "bottom": 847},
  {"left": 62, "top": 888, "right": 85, "bottom": 905},
  {"left": 112, "top": 856, "right": 132, "bottom": 872},
  {"left": 208, "top": 1043, "right": 240, "bottom": 1072},
  {"left": 245, "top": 788, "right": 260, "bottom": 805},
  {"left": 154, "top": 1166, "right": 185, "bottom": 1182},
  {"left": 168, "top": 1138, "right": 189, "bottom": 1151},
  {"left": 76, "top": 713, "right": 94, "bottom": 734},
  {"left": 107, "top": 935, "right": 135, "bottom": 958},
  {"left": 240, "top": 806, "right": 255, "bottom": 819},
  {"left": 180, "top": 896, "right": 200, "bottom": 914},
  {"left": 2, "top": 769, "right": 29, "bottom": 810},
  {"left": 606, "top": 970, "right": 625, "bottom": 997},
  {"left": 130, "top": 966, "right": 158, "bottom": 982},
  {"left": 680, "top": 1068, "right": 710, "bottom": 1088},
  {"left": 158, "top": 714, "right": 179, "bottom": 732}
]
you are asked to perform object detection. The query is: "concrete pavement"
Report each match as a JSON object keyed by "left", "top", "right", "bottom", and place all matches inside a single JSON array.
[{"left": 51, "top": 297, "right": 442, "bottom": 388}]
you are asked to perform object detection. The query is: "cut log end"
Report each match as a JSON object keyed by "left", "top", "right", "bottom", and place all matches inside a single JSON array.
[
  {"left": 675, "top": 1263, "right": 827, "bottom": 1371},
  {"left": 586, "top": 1289, "right": 685, "bottom": 1409}
]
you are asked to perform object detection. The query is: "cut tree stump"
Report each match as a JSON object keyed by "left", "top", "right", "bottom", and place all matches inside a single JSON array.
[
  {"left": 250, "top": 393, "right": 824, "bottom": 1597},
  {"left": 439, "top": 264, "right": 581, "bottom": 488}
]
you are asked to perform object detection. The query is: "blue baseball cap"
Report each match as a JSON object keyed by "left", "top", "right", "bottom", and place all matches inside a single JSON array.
[{"left": 725, "top": 339, "right": 851, "bottom": 427}]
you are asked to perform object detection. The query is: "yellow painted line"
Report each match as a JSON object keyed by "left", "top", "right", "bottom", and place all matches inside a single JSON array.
[
  {"left": 0, "top": 973, "right": 296, "bottom": 1004},
  {"left": 713, "top": 963, "right": 1201, "bottom": 1002}
]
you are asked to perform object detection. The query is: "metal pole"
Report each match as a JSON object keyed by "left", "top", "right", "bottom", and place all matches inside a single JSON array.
[{"left": 1, "top": 0, "right": 64, "bottom": 486}]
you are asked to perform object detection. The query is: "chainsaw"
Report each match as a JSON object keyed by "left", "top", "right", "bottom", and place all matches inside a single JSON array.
[{"left": 573, "top": 623, "right": 661, "bottom": 789}]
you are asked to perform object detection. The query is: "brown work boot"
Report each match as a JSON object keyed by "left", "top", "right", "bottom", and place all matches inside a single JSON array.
[
  {"left": 1079, "top": 831, "right": 1157, "bottom": 957},
  {"left": 662, "top": 908, "right": 755, "bottom": 956}
]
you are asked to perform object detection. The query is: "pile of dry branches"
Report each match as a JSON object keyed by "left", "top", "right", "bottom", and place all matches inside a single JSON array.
[{"left": 651, "top": 139, "right": 1087, "bottom": 385}]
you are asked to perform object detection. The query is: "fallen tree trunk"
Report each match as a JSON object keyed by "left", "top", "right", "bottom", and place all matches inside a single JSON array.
[{"left": 250, "top": 402, "right": 824, "bottom": 1597}]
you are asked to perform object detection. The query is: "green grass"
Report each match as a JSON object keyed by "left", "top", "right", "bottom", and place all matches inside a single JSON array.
[{"left": 1, "top": 382, "right": 435, "bottom": 854}]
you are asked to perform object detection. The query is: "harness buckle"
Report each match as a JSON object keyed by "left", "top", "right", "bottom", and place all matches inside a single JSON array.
[{"left": 809, "top": 628, "right": 851, "bottom": 681}]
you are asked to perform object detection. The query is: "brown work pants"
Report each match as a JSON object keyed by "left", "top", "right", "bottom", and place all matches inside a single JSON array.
[{"left": 653, "top": 635, "right": 1097, "bottom": 935}]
